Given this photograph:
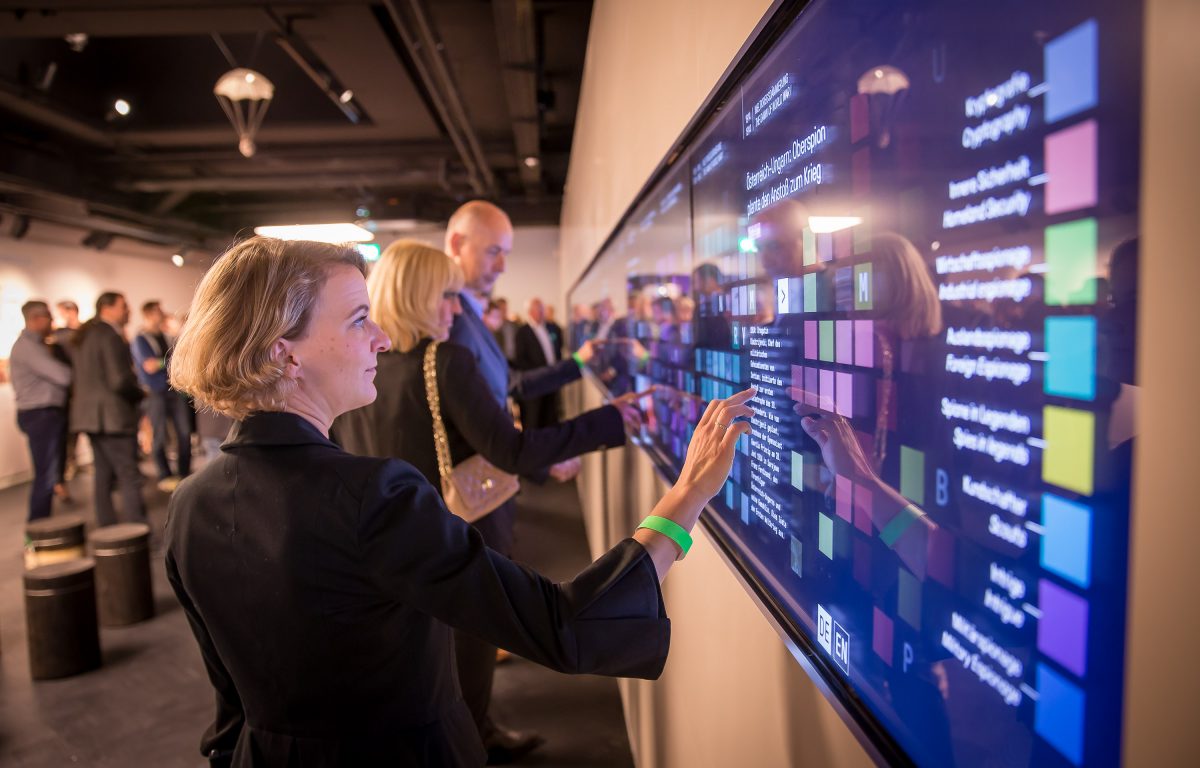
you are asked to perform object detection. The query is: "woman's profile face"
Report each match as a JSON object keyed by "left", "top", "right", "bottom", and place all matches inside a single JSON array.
[{"left": 289, "top": 264, "right": 391, "bottom": 418}]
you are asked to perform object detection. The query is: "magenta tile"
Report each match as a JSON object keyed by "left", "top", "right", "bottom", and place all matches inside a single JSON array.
[
  {"left": 804, "top": 320, "right": 818, "bottom": 360},
  {"left": 854, "top": 319, "right": 874, "bottom": 367},
  {"left": 836, "top": 372, "right": 853, "bottom": 417},
  {"left": 836, "top": 475, "right": 853, "bottom": 522},
  {"left": 836, "top": 320, "right": 853, "bottom": 364},
  {"left": 854, "top": 482, "right": 874, "bottom": 534}
]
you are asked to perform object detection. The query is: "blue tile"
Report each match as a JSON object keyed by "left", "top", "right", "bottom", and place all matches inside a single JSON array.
[
  {"left": 1041, "top": 494, "right": 1092, "bottom": 588},
  {"left": 1045, "top": 19, "right": 1099, "bottom": 123},
  {"left": 1035, "top": 664, "right": 1086, "bottom": 766},
  {"left": 1045, "top": 316, "right": 1096, "bottom": 400}
]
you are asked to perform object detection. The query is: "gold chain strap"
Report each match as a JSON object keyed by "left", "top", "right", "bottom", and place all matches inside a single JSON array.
[{"left": 422, "top": 341, "right": 454, "bottom": 482}]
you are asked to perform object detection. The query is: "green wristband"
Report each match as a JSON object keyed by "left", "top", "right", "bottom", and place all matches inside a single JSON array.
[
  {"left": 638, "top": 515, "right": 693, "bottom": 559},
  {"left": 879, "top": 504, "right": 925, "bottom": 548},
  {"left": 572, "top": 351, "right": 586, "bottom": 368}
]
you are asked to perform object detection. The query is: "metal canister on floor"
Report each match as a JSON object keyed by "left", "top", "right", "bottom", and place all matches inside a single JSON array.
[
  {"left": 24, "top": 559, "right": 102, "bottom": 679},
  {"left": 23, "top": 514, "right": 87, "bottom": 570},
  {"left": 89, "top": 523, "right": 155, "bottom": 626}
]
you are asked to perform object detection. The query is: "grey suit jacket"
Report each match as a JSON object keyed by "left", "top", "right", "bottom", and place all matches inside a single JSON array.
[{"left": 69, "top": 320, "right": 144, "bottom": 434}]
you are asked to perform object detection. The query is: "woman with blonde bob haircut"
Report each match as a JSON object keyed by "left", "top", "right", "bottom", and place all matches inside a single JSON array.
[
  {"left": 164, "top": 235, "right": 754, "bottom": 767},
  {"left": 365, "top": 239, "right": 463, "bottom": 353}
]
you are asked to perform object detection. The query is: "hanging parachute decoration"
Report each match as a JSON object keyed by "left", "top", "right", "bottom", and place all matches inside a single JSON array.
[{"left": 213, "top": 68, "right": 274, "bottom": 158}]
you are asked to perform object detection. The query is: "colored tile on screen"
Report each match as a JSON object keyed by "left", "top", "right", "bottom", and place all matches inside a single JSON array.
[
  {"left": 833, "top": 229, "right": 853, "bottom": 261},
  {"left": 1041, "top": 493, "right": 1092, "bottom": 588},
  {"left": 740, "top": 493, "right": 750, "bottom": 524},
  {"left": 1043, "top": 406, "right": 1095, "bottom": 495},
  {"left": 1038, "top": 579, "right": 1089, "bottom": 676},
  {"left": 836, "top": 475, "right": 853, "bottom": 522},
  {"left": 791, "top": 451, "right": 804, "bottom": 491},
  {"left": 836, "top": 321, "right": 853, "bottom": 364},
  {"left": 836, "top": 372, "right": 853, "bottom": 417},
  {"left": 897, "top": 566, "right": 921, "bottom": 629},
  {"left": 819, "top": 513, "right": 834, "bottom": 559},
  {"left": 804, "top": 321, "right": 818, "bottom": 360},
  {"left": 900, "top": 446, "right": 925, "bottom": 505},
  {"left": 854, "top": 319, "right": 874, "bottom": 366},
  {"left": 850, "top": 93, "right": 869, "bottom": 142},
  {"left": 854, "top": 482, "right": 874, "bottom": 534},
  {"left": 790, "top": 537, "right": 803, "bottom": 577},
  {"left": 854, "top": 262, "right": 873, "bottom": 309},
  {"left": 804, "top": 273, "right": 818, "bottom": 312},
  {"left": 820, "top": 369, "right": 835, "bottom": 411},
  {"left": 1045, "top": 120, "right": 1098, "bottom": 215},
  {"left": 873, "top": 607, "right": 894, "bottom": 666},
  {"left": 1035, "top": 664, "right": 1085, "bottom": 766},
  {"left": 1045, "top": 218, "right": 1098, "bottom": 306},
  {"left": 805, "top": 367, "right": 819, "bottom": 407},
  {"left": 803, "top": 226, "right": 817, "bottom": 266},
  {"left": 817, "top": 232, "right": 834, "bottom": 263},
  {"left": 1045, "top": 316, "right": 1097, "bottom": 400},
  {"left": 819, "top": 320, "right": 835, "bottom": 362},
  {"left": 852, "top": 147, "right": 871, "bottom": 196},
  {"left": 852, "top": 538, "right": 871, "bottom": 588},
  {"left": 926, "top": 526, "right": 955, "bottom": 587},
  {"left": 1044, "top": 18, "right": 1099, "bottom": 124},
  {"left": 834, "top": 267, "right": 854, "bottom": 311},
  {"left": 791, "top": 364, "right": 803, "bottom": 391}
]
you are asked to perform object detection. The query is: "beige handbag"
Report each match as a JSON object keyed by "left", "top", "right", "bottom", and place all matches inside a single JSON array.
[{"left": 423, "top": 341, "right": 519, "bottom": 522}]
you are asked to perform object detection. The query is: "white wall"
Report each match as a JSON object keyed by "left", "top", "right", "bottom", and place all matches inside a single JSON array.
[
  {"left": 561, "top": 1, "right": 875, "bottom": 766},
  {"left": 0, "top": 225, "right": 207, "bottom": 486}
]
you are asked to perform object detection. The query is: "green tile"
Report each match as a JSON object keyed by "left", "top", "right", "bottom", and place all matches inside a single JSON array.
[
  {"left": 790, "top": 537, "right": 803, "bottom": 577},
  {"left": 898, "top": 567, "right": 922, "bottom": 629},
  {"left": 854, "top": 262, "right": 874, "bottom": 310},
  {"left": 804, "top": 272, "right": 817, "bottom": 313},
  {"left": 819, "top": 513, "right": 833, "bottom": 559},
  {"left": 819, "top": 320, "right": 835, "bottom": 362},
  {"left": 900, "top": 445, "right": 925, "bottom": 505},
  {"left": 803, "top": 226, "right": 816, "bottom": 266},
  {"left": 1045, "top": 218, "right": 1098, "bottom": 306},
  {"left": 791, "top": 450, "right": 804, "bottom": 490}
]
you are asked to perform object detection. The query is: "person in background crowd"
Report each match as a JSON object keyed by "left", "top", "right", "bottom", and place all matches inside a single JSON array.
[
  {"left": 164, "top": 234, "right": 753, "bottom": 766},
  {"left": 71, "top": 292, "right": 147, "bottom": 526},
  {"left": 132, "top": 300, "right": 192, "bottom": 492},
  {"left": 51, "top": 299, "right": 83, "bottom": 491},
  {"left": 443, "top": 200, "right": 613, "bottom": 762},
  {"left": 492, "top": 297, "right": 520, "bottom": 363},
  {"left": 513, "top": 297, "right": 563, "bottom": 429},
  {"left": 568, "top": 303, "right": 594, "bottom": 351},
  {"left": 483, "top": 299, "right": 506, "bottom": 336},
  {"left": 9, "top": 300, "right": 72, "bottom": 521},
  {"left": 544, "top": 304, "right": 565, "bottom": 358}
]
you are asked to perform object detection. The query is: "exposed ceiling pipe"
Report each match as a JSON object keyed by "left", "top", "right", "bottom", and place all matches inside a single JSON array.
[
  {"left": 491, "top": 0, "right": 542, "bottom": 199},
  {"left": 0, "top": 79, "right": 116, "bottom": 148},
  {"left": 379, "top": 0, "right": 495, "bottom": 197},
  {"left": 121, "top": 169, "right": 441, "bottom": 193}
]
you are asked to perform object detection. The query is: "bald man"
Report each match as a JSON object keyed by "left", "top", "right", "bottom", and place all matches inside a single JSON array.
[{"left": 443, "top": 200, "right": 597, "bottom": 761}]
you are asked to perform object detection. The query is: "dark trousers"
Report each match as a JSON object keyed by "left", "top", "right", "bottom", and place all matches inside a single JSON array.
[
  {"left": 454, "top": 500, "right": 517, "bottom": 736},
  {"left": 146, "top": 389, "right": 192, "bottom": 479},
  {"left": 16, "top": 407, "right": 65, "bottom": 522},
  {"left": 88, "top": 433, "right": 146, "bottom": 526}
]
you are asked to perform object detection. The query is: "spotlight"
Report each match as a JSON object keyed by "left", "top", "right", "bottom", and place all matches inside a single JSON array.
[
  {"left": 339, "top": 89, "right": 354, "bottom": 104},
  {"left": 171, "top": 254, "right": 185, "bottom": 267},
  {"left": 113, "top": 98, "right": 131, "bottom": 116},
  {"left": 65, "top": 33, "right": 88, "bottom": 53},
  {"left": 523, "top": 155, "right": 540, "bottom": 169}
]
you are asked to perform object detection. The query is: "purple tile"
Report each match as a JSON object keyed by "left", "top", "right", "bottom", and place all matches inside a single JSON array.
[{"left": 1037, "top": 579, "right": 1089, "bottom": 676}]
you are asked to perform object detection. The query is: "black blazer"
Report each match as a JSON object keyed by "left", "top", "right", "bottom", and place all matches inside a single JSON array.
[
  {"left": 513, "top": 323, "right": 557, "bottom": 372},
  {"left": 166, "top": 412, "right": 668, "bottom": 768},
  {"left": 69, "top": 320, "right": 143, "bottom": 434},
  {"left": 332, "top": 338, "right": 625, "bottom": 492}
]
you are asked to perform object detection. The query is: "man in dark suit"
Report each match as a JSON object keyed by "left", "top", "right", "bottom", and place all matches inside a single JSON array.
[
  {"left": 132, "top": 300, "right": 191, "bottom": 490},
  {"left": 512, "top": 297, "right": 562, "bottom": 429},
  {"left": 70, "top": 292, "right": 147, "bottom": 526},
  {"left": 444, "top": 200, "right": 599, "bottom": 763},
  {"left": 544, "top": 304, "right": 565, "bottom": 357}
]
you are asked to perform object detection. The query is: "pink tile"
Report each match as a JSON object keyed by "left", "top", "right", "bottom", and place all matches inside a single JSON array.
[
  {"left": 836, "top": 372, "right": 853, "bottom": 417},
  {"left": 854, "top": 319, "right": 874, "bottom": 367},
  {"left": 850, "top": 93, "right": 870, "bottom": 143},
  {"left": 836, "top": 320, "right": 853, "bottom": 364},
  {"left": 836, "top": 475, "right": 853, "bottom": 522},
  {"left": 805, "top": 367, "right": 819, "bottom": 407},
  {"left": 817, "top": 232, "right": 833, "bottom": 263},
  {"left": 820, "top": 369, "right": 835, "bottom": 411},
  {"left": 873, "top": 607, "right": 894, "bottom": 666},
  {"left": 852, "top": 147, "right": 871, "bottom": 197},
  {"left": 791, "top": 364, "right": 804, "bottom": 391},
  {"left": 854, "top": 482, "right": 874, "bottom": 534},
  {"left": 927, "top": 526, "right": 956, "bottom": 587},
  {"left": 804, "top": 321, "right": 818, "bottom": 360},
  {"left": 834, "top": 228, "right": 854, "bottom": 260},
  {"left": 1045, "top": 119, "right": 1098, "bottom": 215}
]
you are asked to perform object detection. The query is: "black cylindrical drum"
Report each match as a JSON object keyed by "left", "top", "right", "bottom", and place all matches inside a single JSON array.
[
  {"left": 89, "top": 523, "right": 155, "bottom": 626},
  {"left": 24, "top": 514, "right": 87, "bottom": 570},
  {"left": 24, "top": 559, "right": 101, "bottom": 679}
]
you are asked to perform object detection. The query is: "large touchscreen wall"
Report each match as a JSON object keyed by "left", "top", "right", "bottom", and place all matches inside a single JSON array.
[{"left": 569, "top": 0, "right": 1141, "bottom": 765}]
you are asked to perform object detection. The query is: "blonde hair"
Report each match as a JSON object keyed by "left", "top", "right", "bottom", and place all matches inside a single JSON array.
[
  {"left": 368, "top": 239, "right": 464, "bottom": 352},
  {"left": 170, "top": 236, "right": 365, "bottom": 419},
  {"left": 872, "top": 233, "right": 943, "bottom": 339}
]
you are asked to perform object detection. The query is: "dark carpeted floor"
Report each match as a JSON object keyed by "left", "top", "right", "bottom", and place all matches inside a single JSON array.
[{"left": 0, "top": 452, "right": 633, "bottom": 767}]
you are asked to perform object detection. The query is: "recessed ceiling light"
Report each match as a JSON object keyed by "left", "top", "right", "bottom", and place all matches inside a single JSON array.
[
  {"left": 171, "top": 254, "right": 185, "bottom": 267},
  {"left": 339, "top": 89, "right": 354, "bottom": 103},
  {"left": 113, "top": 98, "right": 131, "bottom": 116},
  {"left": 253, "top": 223, "right": 374, "bottom": 243},
  {"left": 523, "top": 155, "right": 540, "bottom": 168}
]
